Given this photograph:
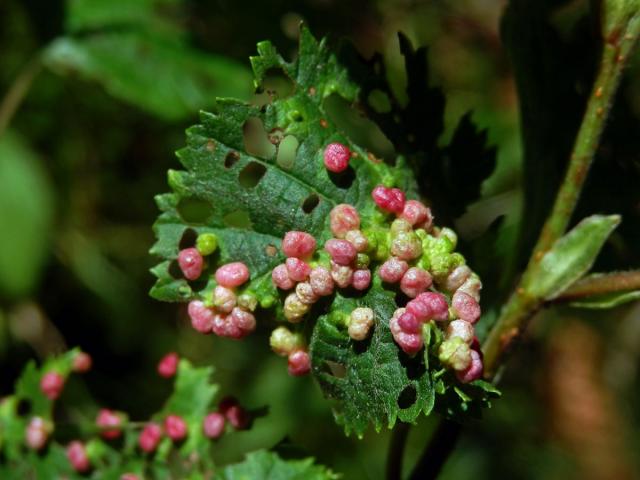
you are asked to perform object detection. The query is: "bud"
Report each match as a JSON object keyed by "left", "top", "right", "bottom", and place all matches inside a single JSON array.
[
  {"left": 446, "top": 319, "right": 474, "bottom": 344},
  {"left": 348, "top": 307, "right": 374, "bottom": 340},
  {"left": 237, "top": 292, "right": 258, "bottom": 312},
  {"left": 40, "top": 372, "right": 65, "bottom": 400},
  {"left": 272, "top": 263, "right": 294, "bottom": 290},
  {"left": 188, "top": 300, "right": 215, "bottom": 333},
  {"left": 345, "top": 229, "right": 368, "bottom": 252},
  {"left": 295, "top": 281, "right": 318, "bottom": 304},
  {"left": 196, "top": 233, "right": 218, "bottom": 255},
  {"left": 288, "top": 349, "right": 311, "bottom": 376},
  {"left": 284, "top": 293, "right": 309, "bottom": 322},
  {"left": 438, "top": 337, "right": 472, "bottom": 371},
  {"left": 178, "top": 247, "right": 203, "bottom": 281},
  {"left": 355, "top": 253, "right": 370, "bottom": 269},
  {"left": 309, "top": 266, "right": 334, "bottom": 296},
  {"left": 215, "top": 262, "right": 250, "bottom": 288},
  {"left": 400, "top": 267, "right": 432, "bottom": 298},
  {"left": 269, "top": 326, "right": 304, "bottom": 356},
  {"left": 203, "top": 412, "right": 225, "bottom": 439},
  {"left": 329, "top": 204, "right": 360, "bottom": 238},
  {"left": 213, "top": 285, "right": 237, "bottom": 313},
  {"left": 282, "top": 231, "right": 316, "bottom": 258}
]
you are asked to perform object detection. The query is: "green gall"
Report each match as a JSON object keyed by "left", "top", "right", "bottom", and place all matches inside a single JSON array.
[
  {"left": 196, "top": 233, "right": 218, "bottom": 255},
  {"left": 438, "top": 337, "right": 472, "bottom": 371}
]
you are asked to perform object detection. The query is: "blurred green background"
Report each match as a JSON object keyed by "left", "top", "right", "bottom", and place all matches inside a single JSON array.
[{"left": 1, "top": 0, "right": 639, "bottom": 478}]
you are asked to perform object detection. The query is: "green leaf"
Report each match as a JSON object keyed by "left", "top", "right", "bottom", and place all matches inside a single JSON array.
[
  {"left": 569, "top": 290, "right": 640, "bottom": 309},
  {"left": 310, "top": 288, "right": 434, "bottom": 438},
  {"left": 0, "top": 133, "right": 54, "bottom": 299},
  {"left": 43, "top": 34, "right": 252, "bottom": 120},
  {"left": 527, "top": 215, "right": 621, "bottom": 300},
  {"left": 215, "top": 450, "right": 339, "bottom": 480},
  {"left": 150, "top": 27, "right": 414, "bottom": 303},
  {"left": 157, "top": 359, "right": 218, "bottom": 458}
]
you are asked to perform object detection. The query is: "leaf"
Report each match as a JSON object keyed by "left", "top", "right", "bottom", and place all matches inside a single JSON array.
[
  {"left": 569, "top": 290, "right": 640, "bottom": 309},
  {"left": 150, "top": 27, "right": 415, "bottom": 303},
  {"left": 215, "top": 450, "right": 339, "bottom": 480},
  {"left": 310, "top": 288, "right": 434, "bottom": 438},
  {"left": 527, "top": 215, "right": 621, "bottom": 300},
  {"left": 0, "top": 133, "right": 54, "bottom": 299},
  {"left": 43, "top": 33, "right": 252, "bottom": 120},
  {"left": 157, "top": 359, "right": 218, "bottom": 458}
]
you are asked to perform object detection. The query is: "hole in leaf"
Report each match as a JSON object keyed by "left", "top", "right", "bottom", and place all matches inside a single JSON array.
[
  {"left": 169, "top": 260, "right": 183, "bottom": 278},
  {"left": 265, "top": 244, "right": 278, "bottom": 256},
  {"left": 322, "top": 360, "right": 347, "bottom": 378},
  {"left": 398, "top": 348, "right": 426, "bottom": 380},
  {"left": 367, "top": 89, "right": 392, "bottom": 113},
  {"left": 276, "top": 135, "right": 299, "bottom": 169},
  {"left": 352, "top": 333, "right": 372, "bottom": 355},
  {"left": 179, "top": 228, "right": 198, "bottom": 249},
  {"left": 397, "top": 385, "right": 417, "bottom": 409},
  {"left": 243, "top": 118, "right": 276, "bottom": 159},
  {"left": 328, "top": 166, "right": 356, "bottom": 190},
  {"left": 253, "top": 68, "right": 294, "bottom": 106},
  {"left": 239, "top": 162, "right": 267, "bottom": 188},
  {"left": 302, "top": 194, "right": 319, "bottom": 213},
  {"left": 223, "top": 210, "right": 252, "bottom": 229},
  {"left": 224, "top": 151, "right": 240, "bottom": 168},
  {"left": 177, "top": 197, "right": 213, "bottom": 224},
  {"left": 323, "top": 93, "right": 394, "bottom": 163}
]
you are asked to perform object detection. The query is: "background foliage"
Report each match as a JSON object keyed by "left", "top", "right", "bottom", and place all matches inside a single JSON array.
[{"left": 1, "top": 0, "right": 639, "bottom": 478}]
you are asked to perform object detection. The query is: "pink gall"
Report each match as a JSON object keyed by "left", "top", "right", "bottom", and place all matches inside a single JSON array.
[
  {"left": 371, "top": 185, "right": 405, "bottom": 214},
  {"left": 139, "top": 423, "right": 162, "bottom": 453},
  {"left": 96, "top": 408, "right": 123, "bottom": 440},
  {"left": 164, "top": 414, "right": 187, "bottom": 441},
  {"left": 352, "top": 269, "right": 372, "bottom": 290},
  {"left": 330, "top": 261, "right": 354, "bottom": 288},
  {"left": 157, "top": 352, "right": 179, "bottom": 378},
  {"left": 282, "top": 231, "right": 316, "bottom": 258},
  {"left": 405, "top": 298, "right": 431, "bottom": 322},
  {"left": 348, "top": 307, "right": 374, "bottom": 341},
  {"left": 288, "top": 349, "right": 311, "bottom": 376},
  {"left": 400, "top": 200, "right": 431, "bottom": 227},
  {"left": 40, "top": 372, "right": 65, "bottom": 400},
  {"left": 212, "top": 313, "right": 243, "bottom": 338},
  {"left": 397, "top": 311, "right": 421, "bottom": 334},
  {"left": 345, "top": 229, "right": 368, "bottom": 252},
  {"left": 284, "top": 292, "right": 309, "bottom": 322},
  {"left": 272, "top": 263, "right": 294, "bottom": 290},
  {"left": 445, "top": 265, "right": 472, "bottom": 292},
  {"left": 285, "top": 257, "right": 311, "bottom": 282},
  {"left": 446, "top": 319, "right": 475, "bottom": 344},
  {"left": 456, "top": 349, "right": 483, "bottom": 383},
  {"left": 329, "top": 204, "right": 360, "bottom": 238},
  {"left": 25, "top": 417, "right": 50, "bottom": 450},
  {"left": 400, "top": 267, "right": 432, "bottom": 298},
  {"left": 378, "top": 257, "right": 409, "bottom": 283},
  {"left": 203, "top": 412, "right": 226, "bottom": 439},
  {"left": 213, "top": 285, "right": 237, "bottom": 313},
  {"left": 230, "top": 307, "right": 256, "bottom": 334},
  {"left": 215, "top": 262, "right": 250, "bottom": 288},
  {"left": 324, "top": 239, "right": 357, "bottom": 266},
  {"left": 452, "top": 291, "right": 481, "bottom": 324},
  {"left": 67, "top": 441, "right": 90, "bottom": 473},
  {"left": 188, "top": 300, "right": 215, "bottom": 333},
  {"left": 389, "top": 310, "right": 423, "bottom": 355},
  {"left": 295, "top": 281, "right": 318, "bottom": 304},
  {"left": 309, "top": 266, "right": 334, "bottom": 296},
  {"left": 416, "top": 292, "right": 449, "bottom": 321},
  {"left": 178, "top": 248, "right": 203, "bottom": 281},
  {"left": 226, "top": 405, "right": 250, "bottom": 430},
  {"left": 323, "top": 142, "right": 351, "bottom": 173},
  {"left": 72, "top": 351, "right": 92, "bottom": 373}
]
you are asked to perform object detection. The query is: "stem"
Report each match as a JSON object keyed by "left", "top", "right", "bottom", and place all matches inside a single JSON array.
[
  {"left": 386, "top": 422, "right": 410, "bottom": 480},
  {"left": 408, "top": 419, "right": 461, "bottom": 480},
  {"left": 555, "top": 270, "right": 640, "bottom": 301},
  {"left": 0, "top": 56, "right": 42, "bottom": 138},
  {"left": 482, "top": 14, "right": 640, "bottom": 377}
]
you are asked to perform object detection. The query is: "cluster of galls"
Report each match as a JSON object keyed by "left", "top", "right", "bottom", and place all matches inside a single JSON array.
[
  {"left": 32, "top": 352, "right": 250, "bottom": 476},
  {"left": 177, "top": 234, "right": 257, "bottom": 339}
]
